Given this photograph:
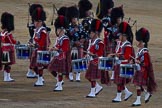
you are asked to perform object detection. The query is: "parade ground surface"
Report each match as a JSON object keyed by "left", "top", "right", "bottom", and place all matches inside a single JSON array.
[{"left": 0, "top": 0, "right": 162, "bottom": 108}]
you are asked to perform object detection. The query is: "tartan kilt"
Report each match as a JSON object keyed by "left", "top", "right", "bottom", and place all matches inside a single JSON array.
[
  {"left": 85, "top": 61, "right": 101, "bottom": 80},
  {"left": 48, "top": 57, "right": 66, "bottom": 73},
  {"left": 2, "top": 48, "right": 16, "bottom": 65},
  {"left": 133, "top": 67, "right": 147, "bottom": 86},
  {"left": 100, "top": 70, "right": 110, "bottom": 85},
  {"left": 114, "top": 64, "right": 131, "bottom": 85}
]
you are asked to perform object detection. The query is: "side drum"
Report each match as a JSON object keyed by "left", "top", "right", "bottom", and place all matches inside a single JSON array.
[
  {"left": 120, "top": 64, "right": 135, "bottom": 78},
  {"left": 98, "top": 57, "right": 115, "bottom": 71},
  {"left": 72, "top": 58, "right": 88, "bottom": 72},
  {"left": 15, "top": 44, "right": 30, "bottom": 59}
]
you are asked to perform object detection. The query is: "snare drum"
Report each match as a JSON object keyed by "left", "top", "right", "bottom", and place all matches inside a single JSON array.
[
  {"left": 2, "top": 51, "right": 10, "bottom": 64},
  {"left": 120, "top": 64, "right": 135, "bottom": 78},
  {"left": 98, "top": 57, "right": 114, "bottom": 71},
  {"left": 72, "top": 58, "right": 88, "bottom": 72},
  {"left": 16, "top": 44, "right": 30, "bottom": 59},
  {"left": 37, "top": 51, "right": 51, "bottom": 65}
]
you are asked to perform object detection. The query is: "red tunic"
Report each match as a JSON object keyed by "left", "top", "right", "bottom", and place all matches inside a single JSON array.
[
  {"left": 0, "top": 31, "right": 17, "bottom": 65},
  {"left": 133, "top": 48, "right": 157, "bottom": 93},
  {"left": 30, "top": 27, "right": 48, "bottom": 68},
  {"left": 114, "top": 40, "right": 135, "bottom": 84},
  {"left": 33, "top": 27, "right": 48, "bottom": 51},
  {"left": 85, "top": 38, "right": 104, "bottom": 80},
  {"left": 48, "top": 35, "right": 71, "bottom": 74}
]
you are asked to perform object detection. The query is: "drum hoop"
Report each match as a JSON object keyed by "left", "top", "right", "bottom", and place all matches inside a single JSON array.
[
  {"left": 72, "top": 58, "right": 86, "bottom": 62},
  {"left": 37, "top": 50, "right": 50, "bottom": 54},
  {"left": 120, "top": 64, "right": 134, "bottom": 67},
  {"left": 98, "top": 57, "right": 114, "bottom": 60}
]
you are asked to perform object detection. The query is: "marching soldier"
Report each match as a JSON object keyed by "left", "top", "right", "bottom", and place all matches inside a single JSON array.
[
  {"left": 29, "top": 8, "right": 48, "bottom": 86},
  {"left": 0, "top": 12, "right": 20, "bottom": 82},
  {"left": 66, "top": 6, "right": 84, "bottom": 82},
  {"left": 26, "top": 4, "right": 51, "bottom": 78},
  {"left": 85, "top": 19, "right": 104, "bottom": 98},
  {"left": 48, "top": 15, "right": 71, "bottom": 91},
  {"left": 132, "top": 28, "right": 157, "bottom": 106},
  {"left": 111, "top": 22, "right": 135, "bottom": 102}
]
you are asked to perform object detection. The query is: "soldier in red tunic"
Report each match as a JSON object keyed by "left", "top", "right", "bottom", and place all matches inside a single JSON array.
[
  {"left": 48, "top": 15, "right": 71, "bottom": 91},
  {"left": 0, "top": 12, "right": 19, "bottom": 82},
  {"left": 111, "top": 22, "right": 135, "bottom": 102},
  {"left": 29, "top": 8, "right": 48, "bottom": 86},
  {"left": 132, "top": 28, "right": 157, "bottom": 106},
  {"left": 26, "top": 4, "right": 51, "bottom": 78},
  {"left": 85, "top": 19, "right": 104, "bottom": 98}
]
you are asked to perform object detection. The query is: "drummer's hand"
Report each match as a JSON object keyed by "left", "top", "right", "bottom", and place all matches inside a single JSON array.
[
  {"left": 107, "top": 53, "right": 115, "bottom": 57},
  {"left": 75, "top": 41, "right": 81, "bottom": 46},
  {"left": 135, "top": 59, "right": 140, "bottom": 64},
  {"left": 107, "top": 54, "right": 112, "bottom": 57},
  {"left": 49, "top": 47, "right": 54, "bottom": 51},
  {"left": 129, "top": 59, "right": 134, "bottom": 64},
  {"left": 46, "top": 47, "right": 50, "bottom": 51},
  {"left": 28, "top": 42, "right": 34, "bottom": 47}
]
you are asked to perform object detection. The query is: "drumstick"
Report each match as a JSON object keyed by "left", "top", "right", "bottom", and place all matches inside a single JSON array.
[
  {"left": 107, "top": 53, "right": 122, "bottom": 57},
  {"left": 83, "top": 51, "right": 95, "bottom": 56},
  {"left": 129, "top": 55, "right": 136, "bottom": 60}
]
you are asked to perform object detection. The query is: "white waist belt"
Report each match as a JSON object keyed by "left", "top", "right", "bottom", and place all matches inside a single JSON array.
[{"left": 2, "top": 43, "right": 13, "bottom": 46}]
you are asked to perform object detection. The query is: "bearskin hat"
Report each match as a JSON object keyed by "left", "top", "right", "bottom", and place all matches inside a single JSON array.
[
  {"left": 1, "top": 12, "right": 14, "bottom": 32},
  {"left": 111, "top": 6, "right": 124, "bottom": 25},
  {"left": 118, "top": 22, "right": 134, "bottom": 44},
  {"left": 96, "top": 0, "right": 114, "bottom": 19},
  {"left": 29, "top": 4, "right": 43, "bottom": 16},
  {"left": 90, "top": 19, "right": 103, "bottom": 33},
  {"left": 136, "top": 28, "right": 150, "bottom": 43},
  {"left": 66, "top": 6, "right": 79, "bottom": 22},
  {"left": 54, "top": 15, "right": 69, "bottom": 29},
  {"left": 31, "top": 7, "right": 46, "bottom": 21},
  {"left": 57, "top": 6, "right": 68, "bottom": 16},
  {"left": 78, "top": 0, "right": 92, "bottom": 18}
]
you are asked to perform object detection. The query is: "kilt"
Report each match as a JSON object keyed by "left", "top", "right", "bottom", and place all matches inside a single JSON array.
[
  {"left": 2, "top": 46, "right": 16, "bottom": 65},
  {"left": 100, "top": 70, "right": 110, "bottom": 85},
  {"left": 48, "top": 57, "right": 66, "bottom": 73},
  {"left": 85, "top": 61, "right": 101, "bottom": 80},
  {"left": 133, "top": 67, "right": 147, "bottom": 86},
  {"left": 114, "top": 64, "right": 131, "bottom": 85}
]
